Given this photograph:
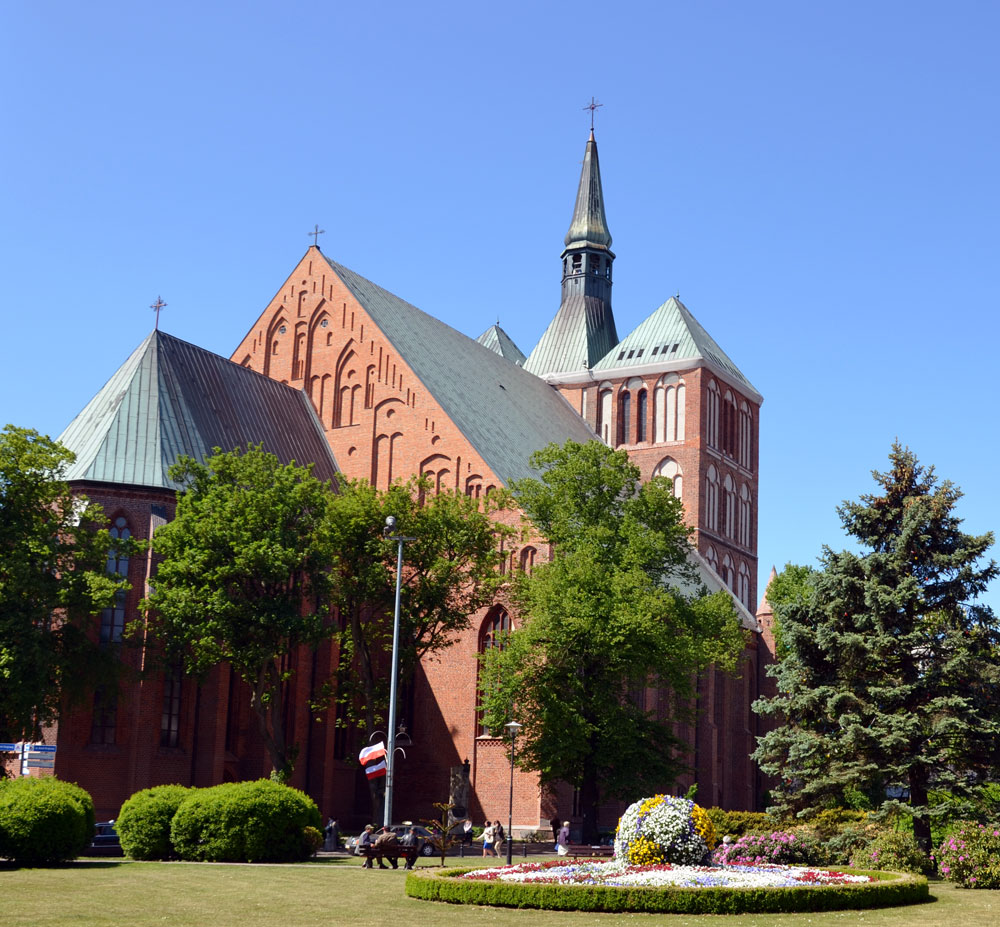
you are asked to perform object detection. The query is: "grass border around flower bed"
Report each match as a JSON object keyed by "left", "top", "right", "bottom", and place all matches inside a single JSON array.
[{"left": 404, "top": 867, "right": 930, "bottom": 915}]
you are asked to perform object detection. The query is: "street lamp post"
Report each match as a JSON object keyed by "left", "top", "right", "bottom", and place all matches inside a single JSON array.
[
  {"left": 504, "top": 720, "right": 522, "bottom": 865},
  {"left": 383, "top": 515, "right": 414, "bottom": 828}
]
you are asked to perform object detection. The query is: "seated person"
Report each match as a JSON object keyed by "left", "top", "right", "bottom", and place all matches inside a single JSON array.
[{"left": 399, "top": 826, "right": 423, "bottom": 869}]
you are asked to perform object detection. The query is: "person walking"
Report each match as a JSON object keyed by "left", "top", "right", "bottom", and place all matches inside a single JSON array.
[
  {"left": 494, "top": 819, "right": 505, "bottom": 855},
  {"left": 481, "top": 821, "right": 495, "bottom": 857},
  {"left": 556, "top": 821, "right": 570, "bottom": 856}
]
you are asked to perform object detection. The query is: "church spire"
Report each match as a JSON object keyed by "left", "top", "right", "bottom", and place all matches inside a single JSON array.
[
  {"left": 524, "top": 130, "right": 618, "bottom": 377},
  {"left": 564, "top": 130, "right": 612, "bottom": 251}
]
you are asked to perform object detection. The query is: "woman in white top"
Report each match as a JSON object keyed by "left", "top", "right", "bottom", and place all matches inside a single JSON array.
[{"left": 481, "top": 821, "right": 496, "bottom": 857}]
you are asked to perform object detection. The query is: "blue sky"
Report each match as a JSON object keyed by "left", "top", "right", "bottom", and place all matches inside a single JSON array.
[{"left": 4, "top": 2, "right": 999, "bottom": 610}]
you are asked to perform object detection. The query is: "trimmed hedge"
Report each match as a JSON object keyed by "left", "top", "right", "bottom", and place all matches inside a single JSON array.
[
  {"left": 116, "top": 784, "right": 193, "bottom": 860},
  {"left": 704, "top": 808, "right": 776, "bottom": 839},
  {"left": 405, "top": 867, "right": 929, "bottom": 914},
  {"left": 170, "top": 779, "right": 321, "bottom": 862},
  {"left": 0, "top": 777, "right": 95, "bottom": 865}
]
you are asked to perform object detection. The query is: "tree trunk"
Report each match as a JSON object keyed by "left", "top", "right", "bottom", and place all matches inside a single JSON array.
[
  {"left": 580, "top": 764, "right": 601, "bottom": 843},
  {"left": 250, "top": 660, "right": 291, "bottom": 779},
  {"left": 908, "top": 768, "right": 932, "bottom": 853}
]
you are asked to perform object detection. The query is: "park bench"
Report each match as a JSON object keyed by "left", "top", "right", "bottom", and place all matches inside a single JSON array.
[
  {"left": 358, "top": 844, "right": 420, "bottom": 868},
  {"left": 567, "top": 844, "right": 614, "bottom": 858}
]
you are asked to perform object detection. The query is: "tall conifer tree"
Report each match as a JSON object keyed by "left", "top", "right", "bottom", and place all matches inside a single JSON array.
[{"left": 754, "top": 443, "right": 1000, "bottom": 850}]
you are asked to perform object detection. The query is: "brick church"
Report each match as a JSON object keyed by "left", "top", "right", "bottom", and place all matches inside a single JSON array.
[{"left": 35, "top": 130, "right": 773, "bottom": 832}]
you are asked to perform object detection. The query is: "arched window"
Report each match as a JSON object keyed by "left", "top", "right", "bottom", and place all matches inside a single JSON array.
[
  {"left": 739, "top": 483, "right": 751, "bottom": 547},
  {"left": 723, "top": 474, "right": 736, "bottom": 539},
  {"left": 519, "top": 546, "right": 537, "bottom": 573},
  {"left": 722, "top": 390, "right": 737, "bottom": 458},
  {"left": 597, "top": 386, "right": 613, "bottom": 445},
  {"left": 738, "top": 562, "right": 752, "bottom": 610},
  {"left": 722, "top": 554, "right": 735, "bottom": 591},
  {"left": 617, "top": 391, "right": 631, "bottom": 446},
  {"left": 739, "top": 401, "right": 752, "bottom": 469},
  {"left": 704, "top": 465, "right": 719, "bottom": 532},
  {"left": 100, "top": 516, "right": 130, "bottom": 646},
  {"left": 654, "top": 374, "right": 686, "bottom": 443},
  {"left": 652, "top": 456, "right": 683, "bottom": 500},
  {"left": 636, "top": 389, "right": 647, "bottom": 442},
  {"left": 705, "top": 545, "right": 719, "bottom": 573},
  {"left": 706, "top": 380, "right": 720, "bottom": 448},
  {"left": 479, "top": 607, "right": 511, "bottom": 736}
]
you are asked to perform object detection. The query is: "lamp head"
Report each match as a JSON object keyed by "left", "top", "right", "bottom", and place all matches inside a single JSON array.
[
  {"left": 384, "top": 515, "right": 397, "bottom": 536},
  {"left": 504, "top": 720, "right": 523, "bottom": 737}
]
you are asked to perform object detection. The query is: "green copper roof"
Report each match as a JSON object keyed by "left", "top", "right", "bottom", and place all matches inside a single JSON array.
[
  {"left": 58, "top": 330, "right": 339, "bottom": 489},
  {"left": 475, "top": 324, "right": 527, "bottom": 365},
  {"left": 564, "top": 130, "right": 612, "bottom": 252},
  {"left": 592, "top": 296, "right": 760, "bottom": 398},
  {"left": 322, "top": 255, "right": 598, "bottom": 486}
]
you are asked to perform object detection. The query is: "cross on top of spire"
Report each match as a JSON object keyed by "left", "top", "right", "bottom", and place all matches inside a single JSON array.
[
  {"left": 150, "top": 296, "right": 167, "bottom": 331},
  {"left": 309, "top": 224, "right": 325, "bottom": 248},
  {"left": 583, "top": 96, "right": 603, "bottom": 131}
]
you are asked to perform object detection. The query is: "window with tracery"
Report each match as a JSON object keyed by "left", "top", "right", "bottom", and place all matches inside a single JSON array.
[
  {"left": 160, "top": 662, "right": 183, "bottom": 748},
  {"left": 479, "top": 608, "right": 511, "bottom": 735},
  {"left": 100, "top": 516, "right": 130, "bottom": 646},
  {"left": 617, "top": 391, "right": 631, "bottom": 446}
]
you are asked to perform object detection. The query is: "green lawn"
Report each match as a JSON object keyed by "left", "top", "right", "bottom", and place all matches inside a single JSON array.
[{"left": 1, "top": 857, "right": 997, "bottom": 927}]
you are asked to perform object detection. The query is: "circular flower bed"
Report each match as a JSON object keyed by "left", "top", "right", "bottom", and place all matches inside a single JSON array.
[
  {"left": 614, "top": 794, "right": 715, "bottom": 865},
  {"left": 405, "top": 862, "right": 929, "bottom": 914}
]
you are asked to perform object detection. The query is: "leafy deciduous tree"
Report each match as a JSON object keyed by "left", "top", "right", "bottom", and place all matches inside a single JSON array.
[
  {"left": 753, "top": 443, "right": 1000, "bottom": 851},
  {"left": 143, "top": 445, "right": 336, "bottom": 779},
  {"left": 479, "top": 440, "right": 746, "bottom": 842},
  {"left": 325, "top": 476, "right": 510, "bottom": 818},
  {"left": 0, "top": 425, "right": 124, "bottom": 745}
]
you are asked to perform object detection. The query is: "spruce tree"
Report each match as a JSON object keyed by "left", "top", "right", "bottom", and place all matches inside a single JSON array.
[{"left": 754, "top": 443, "right": 1000, "bottom": 851}]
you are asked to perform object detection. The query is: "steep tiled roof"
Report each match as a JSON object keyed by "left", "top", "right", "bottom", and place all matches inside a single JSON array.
[
  {"left": 524, "top": 291, "right": 619, "bottom": 376},
  {"left": 476, "top": 324, "right": 527, "bottom": 366},
  {"left": 58, "top": 331, "right": 339, "bottom": 489},
  {"left": 592, "top": 296, "right": 760, "bottom": 399},
  {"left": 322, "top": 255, "right": 598, "bottom": 485}
]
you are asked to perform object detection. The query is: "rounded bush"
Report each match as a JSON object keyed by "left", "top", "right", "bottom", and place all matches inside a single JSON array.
[
  {"left": 170, "top": 779, "right": 321, "bottom": 862},
  {"left": 614, "top": 795, "right": 715, "bottom": 865},
  {"left": 934, "top": 821, "right": 1000, "bottom": 889},
  {"left": 712, "top": 830, "right": 817, "bottom": 866},
  {"left": 0, "top": 777, "right": 95, "bottom": 865},
  {"left": 851, "top": 829, "right": 930, "bottom": 875},
  {"left": 116, "top": 784, "right": 193, "bottom": 860}
]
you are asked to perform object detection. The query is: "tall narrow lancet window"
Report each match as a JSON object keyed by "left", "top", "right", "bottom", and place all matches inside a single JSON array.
[
  {"left": 636, "top": 388, "right": 647, "bottom": 442},
  {"left": 706, "top": 380, "right": 720, "bottom": 449},
  {"left": 597, "top": 387, "right": 612, "bottom": 445},
  {"left": 705, "top": 465, "right": 719, "bottom": 532},
  {"left": 722, "top": 390, "right": 737, "bottom": 458},
  {"left": 722, "top": 554, "right": 735, "bottom": 591},
  {"left": 738, "top": 562, "right": 752, "bottom": 610},
  {"left": 705, "top": 545, "right": 719, "bottom": 573},
  {"left": 161, "top": 662, "right": 183, "bottom": 748},
  {"left": 739, "top": 484, "right": 751, "bottom": 547},
  {"left": 739, "top": 401, "right": 752, "bottom": 469},
  {"left": 723, "top": 475, "right": 736, "bottom": 539},
  {"left": 100, "top": 516, "right": 130, "bottom": 646},
  {"left": 617, "top": 391, "right": 631, "bottom": 446}
]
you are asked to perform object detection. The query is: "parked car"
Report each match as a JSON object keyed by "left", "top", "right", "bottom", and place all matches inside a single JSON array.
[
  {"left": 86, "top": 820, "right": 123, "bottom": 857},
  {"left": 347, "top": 824, "right": 438, "bottom": 857}
]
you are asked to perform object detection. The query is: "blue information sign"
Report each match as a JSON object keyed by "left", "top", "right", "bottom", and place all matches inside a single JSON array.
[
  {"left": 31, "top": 745, "right": 57, "bottom": 752},
  {"left": 0, "top": 743, "right": 20, "bottom": 752}
]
